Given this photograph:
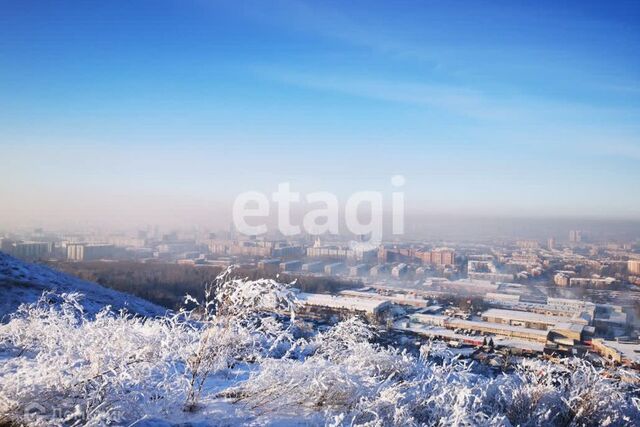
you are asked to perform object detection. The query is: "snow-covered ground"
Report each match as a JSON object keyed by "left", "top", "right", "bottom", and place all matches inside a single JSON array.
[{"left": 0, "top": 252, "right": 165, "bottom": 320}]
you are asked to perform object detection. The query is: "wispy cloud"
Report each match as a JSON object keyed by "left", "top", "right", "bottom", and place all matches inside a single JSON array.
[
  {"left": 256, "top": 67, "right": 513, "bottom": 120},
  {"left": 254, "top": 63, "right": 640, "bottom": 126},
  {"left": 236, "top": 0, "right": 442, "bottom": 63},
  {"left": 236, "top": 0, "right": 640, "bottom": 112}
]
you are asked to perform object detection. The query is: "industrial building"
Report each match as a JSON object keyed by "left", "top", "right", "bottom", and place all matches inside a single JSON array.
[
  {"left": 483, "top": 293, "right": 597, "bottom": 319},
  {"left": 408, "top": 313, "right": 550, "bottom": 343},
  {"left": 481, "top": 308, "right": 589, "bottom": 331},
  {"left": 339, "top": 289, "right": 431, "bottom": 308},
  {"left": 296, "top": 292, "right": 391, "bottom": 322}
]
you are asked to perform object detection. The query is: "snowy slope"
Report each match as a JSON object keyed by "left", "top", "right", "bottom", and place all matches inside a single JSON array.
[{"left": 0, "top": 252, "right": 165, "bottom": 320}]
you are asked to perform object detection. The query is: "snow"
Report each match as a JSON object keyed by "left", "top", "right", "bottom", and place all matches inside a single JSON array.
[
  {"left": 394, "top": 319, "right": 546, "bottom": 353},
  {"left": 601, "top": 340, "right": 640, "bottom": 364},
  {"left": 0, "top": 263, "right": 639, "bottom": 426},
  {"left": 0, "top": 252, "right": 164, "bottom": 320},
  {"left": 296, "top": 292, "right": 389, "bottom": 314},
  {"left": 410, "top": 313, "right": 550, "bottom": 340},
  {"left": 339, "top": 289, "right": 431, "bottom": 308},
  {"left": 482, "top": 308, "right": 589, "bottom": 326}
]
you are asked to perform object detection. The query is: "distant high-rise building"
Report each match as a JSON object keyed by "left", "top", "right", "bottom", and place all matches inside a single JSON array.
[
  {"left": 517, "top": 240, "right": 539, "bottom": 249},
  {"left": 569, "top": 230, "right": 582, "bottom": 243},
  {"left": 547, "top": 238, "right": 556, "bottom": 250},
  {"left": 2, "top": 241, "right": 51, "bottom": 260},
  {"left": 415, "top": 249, "right": 456, "bottom": 266},
  {"left": 67, "top": 243, "right": 115, "bottom": 261},
  {"left": 629, "top": 260, "right": 640, "bottom": 276}
]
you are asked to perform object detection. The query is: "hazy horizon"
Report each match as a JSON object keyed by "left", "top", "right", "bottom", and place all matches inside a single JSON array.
[{"left": 3, "top": 212, "right": 640, "bottom": 244}]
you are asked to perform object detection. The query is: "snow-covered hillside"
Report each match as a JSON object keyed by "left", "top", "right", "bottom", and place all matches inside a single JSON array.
[{"left": 0, "top": 252, "right": 164, "bottom": 320}]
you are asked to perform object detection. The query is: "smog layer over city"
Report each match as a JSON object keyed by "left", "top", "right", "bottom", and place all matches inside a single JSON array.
[{"left": 1, "top": 1, "right": 640, "bottom": 426}]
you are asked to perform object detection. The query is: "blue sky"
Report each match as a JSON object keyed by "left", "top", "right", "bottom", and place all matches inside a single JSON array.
[{"left": 1, "top": 0, "right": 639, "bottom": 228}]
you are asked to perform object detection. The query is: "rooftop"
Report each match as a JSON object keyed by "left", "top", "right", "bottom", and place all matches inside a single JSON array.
[
  {"left": 297, "top": 292, "right": 389, "bottom": 314},
  {"left": 482, "top": 308, "right": 589, "bottom": 326}
]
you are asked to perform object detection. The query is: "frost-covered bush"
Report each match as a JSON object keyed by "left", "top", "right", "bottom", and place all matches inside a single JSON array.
[
  {"left": 211, "top": 314, "right": 640, "bottom": 426},
  {"left": 226, "top": 357, "right": 364, "bottom": 413},
  {"left": 181, "top": 268, "right": 298, "bottom": 410},
  {"left": 0, "top": 292, "right": 192, "bottom": 426},
  {"left": 1, "top": 273, "right": 639, "bottom": 427},
  {"left": 0, "top": 269, "right": 300, "bottom": 425}
]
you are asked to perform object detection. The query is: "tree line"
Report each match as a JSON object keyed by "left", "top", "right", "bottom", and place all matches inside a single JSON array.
[{"left": 46, "top": 261, "right": 360, "bottom": 309}]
